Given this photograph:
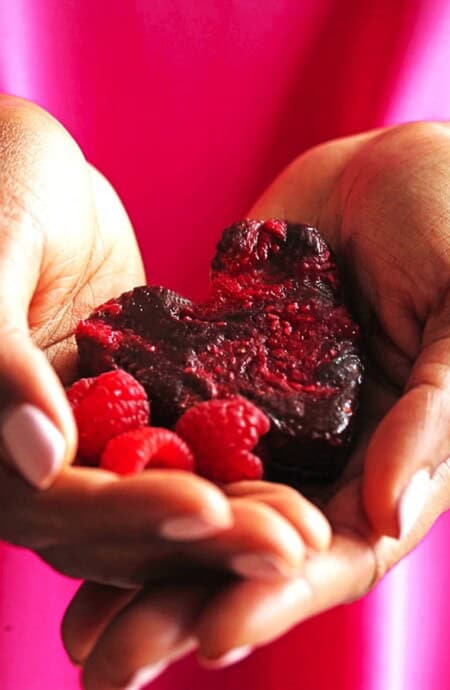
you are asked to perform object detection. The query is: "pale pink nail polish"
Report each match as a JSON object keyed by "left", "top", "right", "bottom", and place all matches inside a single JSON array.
[
  {"left": 159, "top": 516, "right": 221, "bottom": 540},
  {"left": 200, "top": 645, "right": 253, "bottom": 669},
  {"left": 1, "top": 404, "right": 65, "bottom": 488},
  {"left": 125, "top": 661, "right": 168, "bottom": 690},
  {"left": 231, "top": 553, "right": 291, "bottom": 579},
  {"left": 125, "top": 640, "right": 197, "bottom": 690},
  {"left": 170, "top": 638, "right": 197, "bottom": 661}
]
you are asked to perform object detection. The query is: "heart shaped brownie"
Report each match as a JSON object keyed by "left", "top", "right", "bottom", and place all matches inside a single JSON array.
[{"left": 76, "top": 220, "right": 363, "bottom": 484}]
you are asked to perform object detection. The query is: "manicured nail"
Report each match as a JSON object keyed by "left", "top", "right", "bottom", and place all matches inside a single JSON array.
[
  {"left": 1, "top": 404, "right": 65, "bottom": 488},
  {"left": 125, "top": 661, "right": 168, "bottom": 690},
  {"left": 231, "top": 553, "right": 292, "bottom": 579},
  {"left": 125, "top": 640, "right": 197, "bottom": 689},
  {"left": 398, "top": 468, "right": 431, "bottom": 539},
  {"left": 160, "top": 516, "right": 223, "bottom": 541},
  {"left": 170, "top": 637, "right": 197, "bottom": 661},
  {"left": 200, "top": 645, "right": 253, "bottom": 669}
]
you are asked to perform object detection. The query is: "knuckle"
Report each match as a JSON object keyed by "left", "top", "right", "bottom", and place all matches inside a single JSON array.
[
  {"left": 0, "top": 323, "right": 27, "bottom": 339},
  {"left": 334, "top": 524, "right": 382, "bottom": 600},
  {"left": 267, "top": 483, "right": 300, "bottom": 501},
  {"left": 0, "top": 96, "right": 92, "bottom": 257},
  {"left": 388, "top": 120, "right": 447, "bottom": 145},
  {"left": 350, "top": 121, "right": 450, "bottom": 190},
  {"left": 367, "top": 547, "right": 391, "bottom": 590},
  {"left": 339, "top": 121, "right": 450, "bottom": 270},
  {"left": 371, "top": 122, "right": 450, "bottom": 160},
  {"left": 0, "top": 94, "right": 87, "bottom": 207},
  {"left": 0, "top": 93, "right": 68, "bottom": 148}
]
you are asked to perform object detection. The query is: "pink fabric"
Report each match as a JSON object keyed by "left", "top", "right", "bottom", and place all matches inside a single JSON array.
[{"left": 0, "top": 1, "right": 450, "bottom": 688}]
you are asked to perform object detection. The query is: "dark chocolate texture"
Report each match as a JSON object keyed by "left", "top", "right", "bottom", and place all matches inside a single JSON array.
[{"left": 76, "top": 220, "right": 363, "bottom": 483}]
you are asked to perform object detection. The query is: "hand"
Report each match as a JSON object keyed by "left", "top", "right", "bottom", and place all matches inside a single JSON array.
[
  {"left": 62, "top": 122, "right": 450, "bottom": 688},
  {"left": 0, "top": 92, "right": 145, "bottom": 486},
  {"left": 192, "top": 121, "right": 450, "bottom": 656},
  {"left": 62, "top": 480, "right": 329, "bottom": 690},
  {"left": 0, "top": 95, "right": 329, "bottom": 618}
]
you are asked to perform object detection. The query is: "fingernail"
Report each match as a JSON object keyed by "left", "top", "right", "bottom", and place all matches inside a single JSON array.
[
  {"left": 398, "top": 468, "right": 431, "bottom": 539},
  {"left": 124, "top": 640, "right": 197, "bottom": 690},
  {"left": 159, "top": 516, "right": 223, "bottom": 541},
  {"left": 230, "top": 552, "right": 292, "bottom": 580},
  {"left": 170, "top": 637, "right": 197, "bottom": 661},
  {"left": 125, "top": 661, "right": 168, "bottom": 690},
  {"left": 200, "top": 645, "right": 253, "bottom": 669},
  {"left": 1, "top": 404, "right": 65, "bottom": 488}
]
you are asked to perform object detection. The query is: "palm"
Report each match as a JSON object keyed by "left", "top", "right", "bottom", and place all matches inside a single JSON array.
[{"left": 29, "top": 166, "right": 145, "bottom": 384}]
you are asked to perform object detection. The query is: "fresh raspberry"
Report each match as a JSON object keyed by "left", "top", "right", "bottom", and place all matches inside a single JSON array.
[
  {"left": 175, "top": 396, "right": 269, "bottom": 482},
  {"left": 67, "top": 369, "right": 150, "bottom": 461},
  {"left": 100, "top": 427, "right": 194, "bottom": 475}
]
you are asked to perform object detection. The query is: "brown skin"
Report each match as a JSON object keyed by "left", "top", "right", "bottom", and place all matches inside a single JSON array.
[
  {"left": 0, "top": 95, "right": 330, "bottom": 606},
  {"left": 62, "top": 122, "right": 450, "bottom": 690}
]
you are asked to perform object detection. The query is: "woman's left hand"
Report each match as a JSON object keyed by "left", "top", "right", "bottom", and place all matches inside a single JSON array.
[{"left": 63, "top": 122, "right": 450, "bottom": 689}]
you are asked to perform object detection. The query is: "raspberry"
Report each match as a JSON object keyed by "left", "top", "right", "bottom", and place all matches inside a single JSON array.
[
  {"left": 175, "top": 396, "right": 269, "bottom": 482},
  {"left": 67, "top": 369, "right": 150, "bottom": 461},
  {"left": 100, "top": 427, "right": 194, "bottom": 475}
]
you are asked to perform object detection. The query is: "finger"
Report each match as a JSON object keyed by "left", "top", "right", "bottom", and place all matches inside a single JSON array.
[
  {"left": 83, "top": 469, "right": 234, "bottom": 541},
  {"left": 225, "top": 481, "right": 332, "bottom": 551},
  {"left": 199, "top": 461, "right": 450, "bottom": 664},
  {"left": 7, "top": 465, "right": 308, "bottom": 586},
  {"left": 0, "top": 465, "right": 233, "bottom": 549},
  {"left": 62, "top": 582, "right": 137, "bottom": 665},
  {"left": 65, "top": 466, "right": 450, "bottom": 678},
  {"left": 363, "top": 335, "right": 450, "bottom": 538},
  {"left": 0, "top": 95, "right": 107, "bottom": 486},
  {"left": 38, "top": 497, "right": 305, "bottom": 586},
  {"left": 185, "top": 498, "right": 306, "bottom": 580},
  {"left": 81, "top": 585, "right": 204, "bottom": 690},
  {"left": 196, "top": 531, "right": 374, "bottom": 663},
  {"left": 44, "top": 493, "right": 307, "bottom": 585}
]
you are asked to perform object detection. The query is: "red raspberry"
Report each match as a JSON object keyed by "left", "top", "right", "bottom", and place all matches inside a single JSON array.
[
  {"left": 100, "top": 427, "right": 194, "bottom": 475},
  {"left": 67, "top": 369, "right": 150, "bottom": 461},
  {"left": 175, "top": 396, "right": 269, "bottom": 483}
]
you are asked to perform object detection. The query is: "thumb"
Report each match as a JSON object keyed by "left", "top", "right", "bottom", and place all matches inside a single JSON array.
[
  {"left": 0, "top": 93, "right": 98, "bottom": 489},
  {"left": 363, "top": 334, "right": 450, "bottom": 539},
  {"left": 0, "top": 223, "right": 77, "bottom": 489}
]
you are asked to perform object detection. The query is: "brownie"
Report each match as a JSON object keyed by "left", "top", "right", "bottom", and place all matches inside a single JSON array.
[{"left": 76, "top": 220, "right": 363, "bottom": 483}]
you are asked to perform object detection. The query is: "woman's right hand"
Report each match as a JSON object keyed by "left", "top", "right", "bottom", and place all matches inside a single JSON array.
[{"left": 0, "top": 95, "right": 328, "bottom": 590}]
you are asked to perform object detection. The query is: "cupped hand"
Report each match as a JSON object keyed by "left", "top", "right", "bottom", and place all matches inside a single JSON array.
[
  {"left": 192, "top": 121, "right": 450, "bottom": 658},
  {"left": 193, "top": 121, "right": 450, "bottom": 658},
  {"left": 0, "top": 95, "right": 331, "bottom": 593},
  {"left": 63, "top": 122, "right": 450, "bottom": 688},
  {"left": 0, "top": 92, "right": 144, "bottom": 485}
]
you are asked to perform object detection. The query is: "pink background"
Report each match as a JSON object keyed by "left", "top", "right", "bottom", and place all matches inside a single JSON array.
[{"left": 1, "top": 1, "right": 450, "bottom": 688}]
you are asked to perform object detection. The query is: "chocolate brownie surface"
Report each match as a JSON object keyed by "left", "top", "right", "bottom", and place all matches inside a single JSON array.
[{"left": 76, "top": 220, "right": 363, "bottom": 483}]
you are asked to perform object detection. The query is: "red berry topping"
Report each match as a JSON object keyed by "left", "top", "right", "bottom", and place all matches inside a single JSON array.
[
  {"left": 67, "top": 369, "right": 150, "bottom": 461},
  {"left": 175, "top": 396, "right": 269, "bottom": 483},
  {"left": 100, "top": 427, "right": 194, "bottom": 475}
]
